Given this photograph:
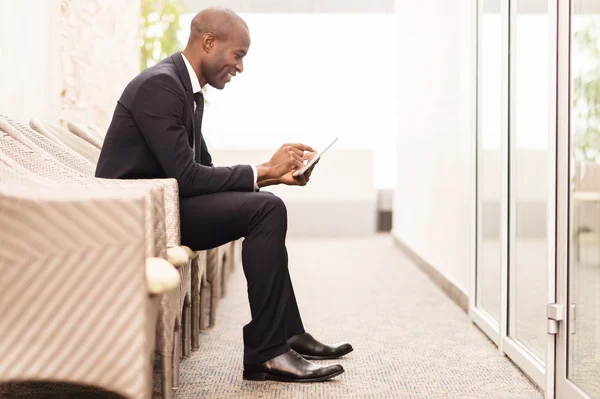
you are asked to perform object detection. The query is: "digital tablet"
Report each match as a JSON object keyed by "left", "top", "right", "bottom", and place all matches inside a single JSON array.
[{"left": 293, "top": 137, "right": 338, "bottom": 177}]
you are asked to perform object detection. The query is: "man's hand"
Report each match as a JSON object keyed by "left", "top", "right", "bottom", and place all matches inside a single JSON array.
[
  {"left": 256, "top": 143, "right": 314, "bottom": 182},
  {"left": 301, "top": 150, "right": 319, "bottom": 181},
  {"left": 279, "top": 170, "right": 309, "bottom": 186},
  {"left": 278, "top": 150, "right": 319, "bottom": 186}
]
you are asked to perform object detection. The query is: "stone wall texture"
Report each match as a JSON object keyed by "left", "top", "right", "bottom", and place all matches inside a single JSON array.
[{"left": 59, "top": 0, "right": 141, "bottom": 130}]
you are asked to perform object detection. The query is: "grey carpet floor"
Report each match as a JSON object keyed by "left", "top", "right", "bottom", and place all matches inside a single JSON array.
[
  {"left": 164, "top": 235, "right": 543, "bottom": 399},
  {"left": 7, "top": 235, "right": 544, "bottom": 398}
]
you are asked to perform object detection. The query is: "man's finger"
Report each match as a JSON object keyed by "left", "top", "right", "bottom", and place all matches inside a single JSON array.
[
  {"left": 292, "top": 159, "right": 304, "bottom": 170},
  {"left": 291, "top": 153, "right": 304, "bottom": 164},
  {"left": 287, "top": 146, "right": 305, "bottom": 158},
  {"left": 288, "top": 143, "right": 314, "bottom": 153},
  {"left": 303, "top": 150, "right": 318, "bottom": 161}
]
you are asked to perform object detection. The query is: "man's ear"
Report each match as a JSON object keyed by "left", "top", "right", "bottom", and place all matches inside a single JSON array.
[{"left": 202, "top": 33, "right": 215, "bottom": 53}]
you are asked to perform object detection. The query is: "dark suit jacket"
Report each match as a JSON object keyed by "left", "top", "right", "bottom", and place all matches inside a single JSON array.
[{"left": 95, "top": 52, "right": 254, "bottom": 197}]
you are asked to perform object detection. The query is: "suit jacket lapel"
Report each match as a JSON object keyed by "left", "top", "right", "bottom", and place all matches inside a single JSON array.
[
  {"left": 172, "top": 52, "right": 195, "bottom": 147},
  {"left": 187, "top": 92, "right": 195, "bottom": 148}
]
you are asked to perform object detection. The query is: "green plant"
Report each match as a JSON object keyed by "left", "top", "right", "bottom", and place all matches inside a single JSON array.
[
  {"left": 573, "top": 21, "right": 600, "bottom": 161},
  {"left": 140, "top": 0, "right": 187, "bottom": 71}
]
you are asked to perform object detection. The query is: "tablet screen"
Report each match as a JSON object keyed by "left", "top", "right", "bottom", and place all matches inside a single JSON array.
[{"left": 293, "top": 137, "right": 338, "bottom": 177}]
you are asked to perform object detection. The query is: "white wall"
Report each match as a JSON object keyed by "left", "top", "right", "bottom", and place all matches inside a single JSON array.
[
  {"left": 183, "top": 0, "right": 395, "bottom": 13},
  {"left": 392, "top": 0, "right": 476, "bottom": 295},
  {"left": 179, "top": 13, "right": 398, "bottom": 188},
  {"left": 0, "top": 0, "right": 61, "bottom": 123}
]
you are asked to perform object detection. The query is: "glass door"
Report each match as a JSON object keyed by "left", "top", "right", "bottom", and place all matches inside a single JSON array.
[
  {"left": 503, "top": 0, "right": 555, "bottom": 389},
  {"left": 474, "top": 0, "right": 558, "bottom": 394},
  {"left": 557, "top": 1, "right": 600, "bottom": 398},
  {"left": 473, "top": 0, "right": 505, "bottom": 344}
]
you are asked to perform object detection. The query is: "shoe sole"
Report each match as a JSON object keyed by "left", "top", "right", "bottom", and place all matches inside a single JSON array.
[
  {"left": 300, "top": 347, "right": 354, "bottom": 360},
  {"left": 243, "top": 368, "right": 344, "bottom": 382}
]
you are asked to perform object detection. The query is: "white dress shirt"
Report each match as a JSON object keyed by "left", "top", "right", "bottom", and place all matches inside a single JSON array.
[{"left": 182, "top": 52, "right": 259, "bottom": 190}]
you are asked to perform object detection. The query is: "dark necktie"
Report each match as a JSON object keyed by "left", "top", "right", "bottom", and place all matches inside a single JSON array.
[{"left": 193, "top": 92, "right": 204, "bottom": 163}]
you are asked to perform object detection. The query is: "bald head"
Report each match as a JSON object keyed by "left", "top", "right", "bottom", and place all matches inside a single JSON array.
[
  {"left": 187, "top": 7, "right": 248, "bottom": 45},
  {"left": 183, "top": 7, "right": 251, "bottom": 90}
]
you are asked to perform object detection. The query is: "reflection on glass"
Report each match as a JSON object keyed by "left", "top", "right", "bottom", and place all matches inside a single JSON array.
[
  {"left": 510, "top": 0, "right": 549, "bottom": 364},
  {"left": 569, "top": 2, "right": 600, "bottom": 397},
  {"left": 477, "top": 0, "right": 502, "bottom": 324}
]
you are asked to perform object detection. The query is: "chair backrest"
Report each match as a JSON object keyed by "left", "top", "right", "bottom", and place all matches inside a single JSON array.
[
  {"left": 86, "top": 122, "right": 106, "bottom": 140},
  {"left": 30, "top": 118, "right": 100, "bottom": 165},
  {"left": 0, "top": 156, "right": 49, "bottom": 187},
  {"left": 0, "top": 126, "right": 91, "bottom": 184},
  {"left": 67, "top": 121, "right": 103, "bottom": 149},
  {"left": 0, "top": 150, "right": 55, "bottom": 185},
  {"left": 0, "top": 116, "right": 95, "bottom": 176}
]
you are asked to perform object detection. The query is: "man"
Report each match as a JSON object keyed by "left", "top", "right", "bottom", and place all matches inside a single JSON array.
[{"left": 96, "top": 7, "right": 352, "bottom": 382}]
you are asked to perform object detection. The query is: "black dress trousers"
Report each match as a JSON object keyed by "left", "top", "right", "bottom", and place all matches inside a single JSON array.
[{"left": 180, "top": 184, "right": 306, "bottom": 364}]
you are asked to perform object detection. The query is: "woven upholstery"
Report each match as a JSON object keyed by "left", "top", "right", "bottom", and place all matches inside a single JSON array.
[
  {"left": 66, "top": 120, "right": 104, "bottom": 148},
  {"left": 0, "top": 126, "right": 181, "bottom": 398},
  {"left": 0, "top": 154, "right": 171, "bottom": 293},
  {"left": 30, "top": 118, "right": 100, "bottom": 164},
  {"left": 22, "top": 117, "right": 242, "bottom": 377},
  {"left": 0, "top": 116, "right": 95, "bottom": 176},
  {"left": 8, "top": 118, "right": 189, "bottom": 381},
  {"left": 0, "top": 131, "right": 166, "bottom": 259},
  {"left": 59, "top": 120, "right": 207, "bottom": 359},
  {"left": 24, "top": 117, "right": 182, "bottom": 247},
  {"left": 0, "top": 184, "right": 161, "bottom": 399},
  {"left": 85, "top": 122, "right": 107, "bottom": 140}
]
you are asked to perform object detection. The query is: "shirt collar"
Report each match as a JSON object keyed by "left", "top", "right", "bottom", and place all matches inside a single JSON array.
[{"left": 182, "top": 52, "right": 202, "bottom": 94}]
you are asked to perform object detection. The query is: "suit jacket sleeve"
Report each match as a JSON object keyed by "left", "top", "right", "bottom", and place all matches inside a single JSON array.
[
  {"left": 199, "top": 136, "right": 213, "bottom": 167},
  {"left": 131, "top": 73, "right": 254, "bottom": 197}
]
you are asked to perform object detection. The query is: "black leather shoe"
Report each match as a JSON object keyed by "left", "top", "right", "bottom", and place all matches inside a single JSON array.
[
  {"left": 288, "top": 332, "right": 353, "bottom": 360},
  {"left": 243, "top": 349, "right": 344, "bottom": 382}
]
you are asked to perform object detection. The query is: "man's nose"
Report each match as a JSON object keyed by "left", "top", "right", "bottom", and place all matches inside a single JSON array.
[{"left": 236, "top": 61, "right": 244, "bottom": 74}]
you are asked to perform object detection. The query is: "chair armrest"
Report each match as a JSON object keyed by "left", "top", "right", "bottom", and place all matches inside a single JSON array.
[
  {"left": 96, "top": 177, "right": 181, "bottom": 246},
  {"left": 146, "top": 258, "right": 181, "bottom": 294},
  {"left": 181, "top": 245, "right": 198, "bottom": 259},
  {"left": 167, "top": 245, "right": 190, "bottom": 267}
]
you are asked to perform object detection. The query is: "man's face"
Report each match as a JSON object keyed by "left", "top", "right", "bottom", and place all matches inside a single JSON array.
[{"left": 205, "top": 25, "right": 250, "bottom": 90}]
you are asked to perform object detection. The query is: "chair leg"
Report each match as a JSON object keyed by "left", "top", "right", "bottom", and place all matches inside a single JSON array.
[
  {"left": 1, "top": 383, "right": 12, "bottom": 395},
  {"left": 221, "top": 256, "right": 228, "bottom": 298},
  {"left": 160, "top": 353, "right": 173, "bottom": 399},
  {"left": 200, "top": 281, "right": 211, "bottom": 330},
  {"left": 209, "top": 273, "right": 220, "bottom": 327},
  {"left": 182, "top": 295, "right": 192, "bottom": 358},
  {"left": 229, "top": 241, "right": 237, "bottom": 273},
  {"left": 173, "top": 318, "right": 182, "bottom": 391},
  {"left": 192, "top": 295, "right": 200, "bottom": 350},
  {"left": 191, "top": 258, "right": 201, "bottom": 351}
]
